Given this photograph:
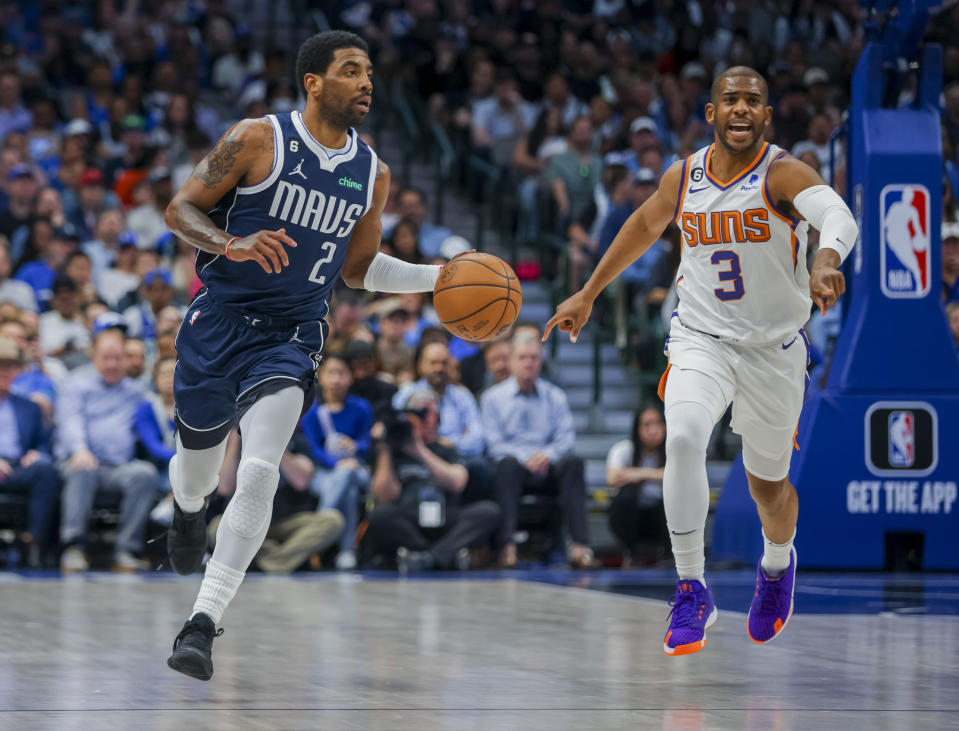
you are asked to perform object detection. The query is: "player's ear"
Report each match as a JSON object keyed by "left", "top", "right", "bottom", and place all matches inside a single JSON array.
[
  {"left": 303, "top": 73, "right": 322, "bottom": 98},
  {"left": 704, "top": 103, "right": 715, "bottom": 125},
  {"left": 765, "top": 105, "right": 772, "bottom": 125}
]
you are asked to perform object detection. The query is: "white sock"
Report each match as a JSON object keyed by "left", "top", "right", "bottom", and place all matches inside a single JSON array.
[
  {"left": 191, "top": 559, "right": 244, "bottom": 624},
  {"left": 670, "top": 528, "right": 706, "bottom": 585},
  {"left": 760, "top": 528, "right": 795, "bottom": 577}
]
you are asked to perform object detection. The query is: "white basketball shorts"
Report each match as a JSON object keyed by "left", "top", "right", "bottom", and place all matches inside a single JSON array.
[{"left": 660, "top": 316, "right": 810, "bottom": 481}]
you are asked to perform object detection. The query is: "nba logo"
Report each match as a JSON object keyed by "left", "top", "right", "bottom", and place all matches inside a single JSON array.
[
  {"left": 888, "top": 411, "right": 915, "bottom": 468},
  {"left": 880, "top": 184, "right": 930, "bottom": 298}
]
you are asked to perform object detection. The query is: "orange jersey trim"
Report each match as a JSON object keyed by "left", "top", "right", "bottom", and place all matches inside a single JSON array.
[{"left": 704, "top": 142, "right": 770, "bottom": 189}]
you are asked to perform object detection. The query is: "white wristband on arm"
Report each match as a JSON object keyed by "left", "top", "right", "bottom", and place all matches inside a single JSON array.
[
  {"left": 792, "top": 184, "right": 859, "bottom": 264},
  {"left": 362, "top": 252, "right": 442, "bottom": 293}
]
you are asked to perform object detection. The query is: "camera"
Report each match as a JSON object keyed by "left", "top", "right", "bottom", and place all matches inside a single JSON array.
[{"left": 381, "top": 406, "right": 429, "bottom": 448}]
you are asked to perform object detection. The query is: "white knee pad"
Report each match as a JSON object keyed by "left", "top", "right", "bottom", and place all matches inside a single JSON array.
[
  {"left": 228, "top": 457, "right": 279, "bottom": 538},
  {"left": 742, "top": 441, "right": 792, "bottom": 482}
]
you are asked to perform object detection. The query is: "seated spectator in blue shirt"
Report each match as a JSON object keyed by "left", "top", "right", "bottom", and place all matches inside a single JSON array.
[
  {"left": 134, "top": 356, "right": 176, "bottom": 482},
  {"left": 301, "top": 354, "right": 374, "bottom": 571},
  {"left": 0, "top": 316, "right": 56, "bottom": 427},
  {"left": 393, "top": 340, "right": 485, "bottom": 456},
  {"left": 55, "top": 329, "right": 158, "bottom": 573},
  {"left": 0, "top": 336, "right": 59, "bottom": 567},
  {"left": 480, "top": 333, "right": 595, "bottom": 569}
]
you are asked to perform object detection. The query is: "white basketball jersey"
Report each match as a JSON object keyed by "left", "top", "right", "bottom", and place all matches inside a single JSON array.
[{"left": 672, "top": 142, "right": 811, "bottom": 344}]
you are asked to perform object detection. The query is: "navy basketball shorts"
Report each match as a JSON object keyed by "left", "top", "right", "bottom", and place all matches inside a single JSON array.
[{"left": 174, "top": 291, "right": 327, "bottom": 449}]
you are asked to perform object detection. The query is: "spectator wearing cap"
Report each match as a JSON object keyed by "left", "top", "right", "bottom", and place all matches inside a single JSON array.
[
  {"left": 389, "top": 188, "right": 453, "bottom": 259},
  {"left": 375, "top": 299, "right": 416, "bottom": 383},
  {"left": 344, "top": 339, "right": 399, "bottom": 421},
  {"left": 803, "top": 67, "right": 831, "bottom": 113},
  {"left": 0, "top": 336, "right": 59, "bottom": 567},
  {"left": 943, "top": 223, "right": 959, "bottom": 304},
  {"left": 0, "top": 235, "right": 36, "bottom": 312},
  {"left": 0, "top": 163, "right": 38, "bottom": 249},
  {"left": 97, "top": 231, "right": 140, "bottom": 309},
  {"left": 127, "top": 167, "right": 172, "bottom": 250},
  {"left": 39, "top": 274, "right": 90, "bottom": 366},
  {"left": 625, "top": 116, "right": 663, "bottom": 175},
  {"left": 56, "top": 329, "right": 157, "bottom": 573},
  {"left": 66, "top": 168, "right": 120, "bottom": 241},
  {"left": 598, "top": 167, "right": 672, "bottom": 297},
  {"left": 123, "top": 267, "right": 176, "bottom": 340},
  {"left": 0, "top": 71, "right": 31, "bottom": 142},
  {"left": 15, "top": 224, "right": 81, "bottom": 310}
]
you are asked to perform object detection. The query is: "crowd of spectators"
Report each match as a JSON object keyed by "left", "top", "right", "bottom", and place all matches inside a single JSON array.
[{"left": 1, "top": 1, "right": 957, "bottom": 572}]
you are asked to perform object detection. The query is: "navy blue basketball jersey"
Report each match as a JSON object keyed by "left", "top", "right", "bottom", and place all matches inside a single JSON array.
[{"left": 198, "top": 111, "right": 378, "bottom": 321}]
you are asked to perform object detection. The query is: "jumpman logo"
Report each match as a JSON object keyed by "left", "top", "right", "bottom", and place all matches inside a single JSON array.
[
  {"left": 289, "top": 325, "right": 303, "bottom": 343},
  {"left": 289, "top": 159, "right": 307, "bottom": 179},
  {"left": 244, "top": 315, "right": 261, "bottom": 327}
]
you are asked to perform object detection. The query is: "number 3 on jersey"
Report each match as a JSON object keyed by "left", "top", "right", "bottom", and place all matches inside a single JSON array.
[
  {"left": 711, "top": 251, "right": 745, "bottom": 301},
  {"left": 308, "top": 242, "right": 337, "bottom": 285}
]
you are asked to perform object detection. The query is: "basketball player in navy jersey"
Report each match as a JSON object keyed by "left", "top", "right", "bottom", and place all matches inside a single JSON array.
[{"left": 163, "top": 31, "right": 448, "bottom": 680}]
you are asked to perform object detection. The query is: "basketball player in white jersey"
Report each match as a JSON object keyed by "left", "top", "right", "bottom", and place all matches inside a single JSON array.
[{"left": 544, "top": 66, "right": 858, "bottom": 655}]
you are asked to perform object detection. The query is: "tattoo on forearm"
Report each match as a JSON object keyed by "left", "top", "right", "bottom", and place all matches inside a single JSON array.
[{"left": 195, "top": 136, "right": 244, "bottom": 189}]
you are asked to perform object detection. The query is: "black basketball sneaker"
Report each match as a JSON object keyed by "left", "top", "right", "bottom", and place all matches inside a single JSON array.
[
  {"left": 167, "top": 498, "right": 209, "bottom": 575},
  {"left": 167, "top": 613, "right": 223, "bottom": 681}
]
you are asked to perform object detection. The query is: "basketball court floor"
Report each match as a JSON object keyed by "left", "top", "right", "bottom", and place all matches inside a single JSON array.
[{"left": 1, "top": 570, "right": 956, "bottom": 730}]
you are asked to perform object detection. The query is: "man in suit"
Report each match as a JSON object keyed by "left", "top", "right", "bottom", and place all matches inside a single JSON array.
[{"left": 0, "top": 336, "right": 59, "bottom": 567}]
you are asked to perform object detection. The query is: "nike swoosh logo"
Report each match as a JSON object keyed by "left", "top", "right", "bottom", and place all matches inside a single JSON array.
[
  {"left": 782, "top": 337, "right": 797, "bottom": 350},
  {"left": 689, "top": 186, "right": 709, "bottom": 194},
  {"left": 671, "top": 529, "right": 697, "bottom": 536}
]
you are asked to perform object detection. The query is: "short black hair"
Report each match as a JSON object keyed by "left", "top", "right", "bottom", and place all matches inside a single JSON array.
[
  {"left": 710, "top": 65, "right": 768, "bottom": 104},
  {"left": 296, "top": 30, "right": 369, "bottom": 95}
]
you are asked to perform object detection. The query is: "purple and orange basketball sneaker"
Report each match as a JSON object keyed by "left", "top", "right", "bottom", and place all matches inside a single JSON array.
[
  {"left": 747, "top": 546, "right": 797, "bottom": 643},
  {"left": 664, "top": 579, "right": 718, "bottom": 656}
]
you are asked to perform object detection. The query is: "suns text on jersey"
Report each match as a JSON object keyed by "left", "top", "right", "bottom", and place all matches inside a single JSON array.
[
  {"left": 679, "top": 209, "right": 771, "bottom": 247},
  {"left": 269, "top": 180, "right": 364, "bottom": 235}
]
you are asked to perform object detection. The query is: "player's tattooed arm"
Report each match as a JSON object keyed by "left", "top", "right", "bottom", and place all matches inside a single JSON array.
[{"left": 165, "top": 119, "right": 275, "bottom": 256}]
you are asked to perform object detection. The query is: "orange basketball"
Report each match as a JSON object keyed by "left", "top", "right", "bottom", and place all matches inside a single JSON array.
[{"left": 433, "top": 253, "right": 523, "bottom": 342}]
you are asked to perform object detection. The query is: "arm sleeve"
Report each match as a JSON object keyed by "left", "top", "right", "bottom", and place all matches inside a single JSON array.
[
  {"left": 134, "top": 401, "right": 175, "bottom": 463},
  {"left": 792, "top": 184, "right": 859, "bottom": 263},
  {"left": 363, "top": 252, "right": 442, "bottom": 293},
  {"left": 300, "top": 406, "right": 338, "bottom": 469},
  {"left": 541, "top": 387, "right": 576, "bottom": 463}
]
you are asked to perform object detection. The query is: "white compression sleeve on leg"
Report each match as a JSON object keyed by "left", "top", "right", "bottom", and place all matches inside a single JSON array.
[
  {"left": 792, "top": 184, "right": 858, "bottom": 263},
  {"left": 171, "top": 434, "right": 229, "bottom": 513},
  {"left": 363, "top": 252, "right": 441, "bottom": 293},
  {"left": 207, "top": 387, "right": 302, "bottom": 574}
]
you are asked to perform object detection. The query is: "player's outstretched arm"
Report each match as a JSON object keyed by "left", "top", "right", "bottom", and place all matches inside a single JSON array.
[
  {"left": 341, "top": 160, "right": 443, "bottom": 293},
  {"left": 164, "top": 118, "right": 297, "bottom": 274},
  {"left": 543, "top": 160, "right": 682, "bottom": 343},
  {"left": 767, "top": 156, "right": 859, "bottom": 314}
]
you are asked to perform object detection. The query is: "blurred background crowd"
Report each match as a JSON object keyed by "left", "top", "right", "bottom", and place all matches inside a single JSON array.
[{"left": 0, "top": 0, "right": 957, "bottom": 574}]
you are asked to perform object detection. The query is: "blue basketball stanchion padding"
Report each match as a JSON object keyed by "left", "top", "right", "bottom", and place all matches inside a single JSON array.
[{"left": 712, "top": 4, "right": 959, "bottom": 569}]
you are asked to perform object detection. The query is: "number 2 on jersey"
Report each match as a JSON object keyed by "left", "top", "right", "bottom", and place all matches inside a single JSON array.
[
  {"left": 711, "top": 251, "right": 745, "bottom": 301},
  {"left": 308, "top": 242, "right": 337, "bottom": 285}
]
